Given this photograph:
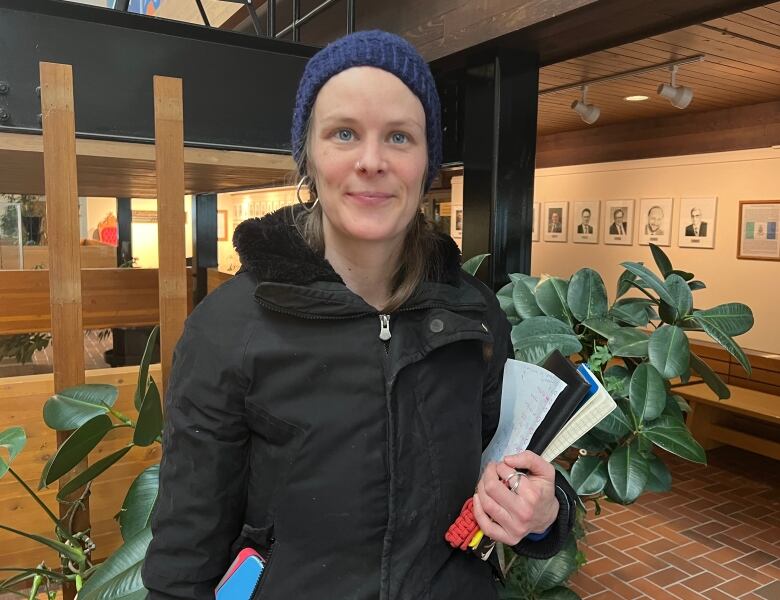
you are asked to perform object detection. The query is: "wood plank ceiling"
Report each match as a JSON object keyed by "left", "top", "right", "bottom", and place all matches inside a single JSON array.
[{"left": 537, "top": 2, "right": 780, "bottom": 135}]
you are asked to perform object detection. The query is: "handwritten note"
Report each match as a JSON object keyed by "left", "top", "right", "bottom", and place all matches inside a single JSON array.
[{"left": 481, "top": 359, "right": 566, "bottom": 471}]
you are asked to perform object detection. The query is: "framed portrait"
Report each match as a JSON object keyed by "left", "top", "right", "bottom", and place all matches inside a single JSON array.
[
  {"left": 217, "top": 209, "right": 229, "bottom": 242},
  {"left": 543, "top": 201, "right": 568, "bottom": 242},
  {"left": 604, "top": 199, "right": 634, "bottom": 245},
  {"left": 678, "top": 197, "right": 717, "bottom": 249},
  {"left": 532, "top": 203, "right": 540, "bottom": 242},
  {"left": 738, "top": 200, "right": 780, "bottom": 261},
  {"left": 572, "top": 200, "right": 599, "bottom": 244},
  {"left": 638, "top": 198, "right": 673, "bottom": 247}
]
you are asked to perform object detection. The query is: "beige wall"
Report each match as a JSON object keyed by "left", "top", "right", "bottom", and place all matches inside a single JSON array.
[
  {"left": 217, "top": 186, "right": 299, "bottom": 273},
  {"left": 531, "top": 148, "right": 780, "bottom": 355},
  {"left": 127, "top": 197, "right": 193, "bottom": 269}
]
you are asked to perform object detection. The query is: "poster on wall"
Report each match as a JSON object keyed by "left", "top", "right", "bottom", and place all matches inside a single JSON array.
[
  {"left": 572, "top": 200, "right": 599, "bottom": 244},
  {"left": 638, "top": 198, "right": 673, "bottom": 247},
  {"left": 738, "top": 200, "right": 780, "bottom": 260},
  {"left": 604, "top": 199, "right": 634, "bottom": 246},
  {"left": 532, "top": 203, "right": 540, "bottom": 242},
  {"left": 678, "top": 197, "right": 717, "bottom": 249},
  {"left": 543, "top": 201, "right": 568, "bottom": 242}
]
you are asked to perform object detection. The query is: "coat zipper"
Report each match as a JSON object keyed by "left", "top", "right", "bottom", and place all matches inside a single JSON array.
[
  {"left": 378, "top": 314, "right": 391, "bottom": 341},
  {"left": 252, "top": 541, "right": 275, "bottom": 600}
]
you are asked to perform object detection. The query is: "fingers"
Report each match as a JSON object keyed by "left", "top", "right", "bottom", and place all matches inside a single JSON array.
[
  {"left": 472, "top": 492, "right": 521, "bottom": 546},
  {"left": 504, "top": 450, "right": 555, "bottom": 481},
  {"left": 476, "top": 457, "right": 561, "bottom": 543},
  {"left": 474, "top": 462, "right": 529, "bottom": 545}
]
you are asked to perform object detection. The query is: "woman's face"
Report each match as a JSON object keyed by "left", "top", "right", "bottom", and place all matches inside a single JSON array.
[{"left": 308, "top": 66, "right": 428, "bottom": 251}]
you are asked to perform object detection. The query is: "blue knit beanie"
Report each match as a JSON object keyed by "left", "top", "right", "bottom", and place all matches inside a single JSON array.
[{"left": 291, "top": 30, "right": 442, "bottom": 191}]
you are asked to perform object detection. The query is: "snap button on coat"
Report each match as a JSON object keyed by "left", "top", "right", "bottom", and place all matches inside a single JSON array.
[{"left": 429, "top": 318, "right": 444, "bottom": 333}]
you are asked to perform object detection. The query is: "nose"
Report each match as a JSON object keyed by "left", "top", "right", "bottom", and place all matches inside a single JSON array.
[{"left": 355, "top": 137, "right": 387, "bottom": 176}]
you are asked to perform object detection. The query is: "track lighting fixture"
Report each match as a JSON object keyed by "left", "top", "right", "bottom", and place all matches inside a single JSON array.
[
  {"left": 571, "top": 86, "right": 600, "bottom": 124},
  {"left": 657, "top": 65, "right": 694, "bottom": 109}
]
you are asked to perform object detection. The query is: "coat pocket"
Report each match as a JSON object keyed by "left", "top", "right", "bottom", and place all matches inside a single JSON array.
[
  {"left": 227, "top": 523, "right": 278, "bottom": 600},
  {"left": 229, "top": 523, "right": 274, "bottom": 559},
  {"left": 244, "top": 403, "right": 306, "bottom": 528}
]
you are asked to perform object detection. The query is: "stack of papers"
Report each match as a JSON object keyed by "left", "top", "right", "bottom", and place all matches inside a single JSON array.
[{"left": 482, "top": 352, "right": 616, "bottom": 469}]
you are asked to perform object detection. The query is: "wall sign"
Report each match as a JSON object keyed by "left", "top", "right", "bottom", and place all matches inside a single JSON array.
[{"left": 738, "top": 200, "right": 780, "bottom": 260}]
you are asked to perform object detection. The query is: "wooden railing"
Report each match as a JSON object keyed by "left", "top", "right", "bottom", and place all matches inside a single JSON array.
[{"left": 0, "top": 268, "right": 194, "bottom": 335}]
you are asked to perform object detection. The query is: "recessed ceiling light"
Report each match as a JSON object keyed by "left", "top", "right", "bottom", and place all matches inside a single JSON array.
[{"left": 624, "top": 95, "right": 649, "bottom": 102}]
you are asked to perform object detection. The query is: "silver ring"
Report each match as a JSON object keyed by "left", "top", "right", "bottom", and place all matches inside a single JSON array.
[{"left": 506, "top": 471, "right": 527, "bottom": 495}]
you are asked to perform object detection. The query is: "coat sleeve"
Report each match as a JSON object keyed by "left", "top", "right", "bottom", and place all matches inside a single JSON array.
[
  {"left": 475, "top": 280, "right": 578, "bottom": 560},
  {"left": 142, "top": 308, "right": 254, "bottom": 599}
]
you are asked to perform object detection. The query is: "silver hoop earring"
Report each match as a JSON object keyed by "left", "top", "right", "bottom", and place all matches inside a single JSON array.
[{"left": 296, "top": 176, "right": 319, "bottom": 213}]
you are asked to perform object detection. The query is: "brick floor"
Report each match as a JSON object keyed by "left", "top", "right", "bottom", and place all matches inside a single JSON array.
[
  {"left": 571, "top": 447, "right": 780, "bottom": 599},
  {"left": 31, "top": 329, "right": 113, "bottom": 372}
]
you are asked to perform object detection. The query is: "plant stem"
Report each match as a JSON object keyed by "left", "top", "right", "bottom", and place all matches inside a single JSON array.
[
  {"left": 107, "top": 406, "right": 134, "bottom": 427},
  {"left": 629, "top": 282, "right": 659, "bottom": 303},
  {"left": 7, "top": 467, "right": 60, "bottom": 527}
]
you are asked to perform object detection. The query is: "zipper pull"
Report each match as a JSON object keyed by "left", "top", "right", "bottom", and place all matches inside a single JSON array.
[{"left": 379, "top": 314, "right": 391, "bottom": 341}]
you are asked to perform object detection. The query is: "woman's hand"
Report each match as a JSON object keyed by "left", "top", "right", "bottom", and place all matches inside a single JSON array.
[{"left": 472, "top": 451, "right": 559, "bottom": 545}]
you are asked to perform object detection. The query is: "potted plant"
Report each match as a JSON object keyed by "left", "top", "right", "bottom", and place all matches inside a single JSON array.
[
  {"left": 465, "top": 243, "right": 754, "bottom": 599},
  {"left": 2, "top": 326, "right": 162, "bottom": 599}
]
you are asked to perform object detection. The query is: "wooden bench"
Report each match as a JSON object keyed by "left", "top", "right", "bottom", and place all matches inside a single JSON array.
[{"left": 675, "top": 341, "right": 780, "bottom": 460}]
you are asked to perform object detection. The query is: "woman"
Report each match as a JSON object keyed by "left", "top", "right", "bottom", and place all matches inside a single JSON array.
[{"left": 143, "top": 30, "right": 576, "bottom": 599}]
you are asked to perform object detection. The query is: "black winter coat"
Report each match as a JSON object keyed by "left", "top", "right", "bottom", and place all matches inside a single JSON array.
[{"left": 142, "top": 207, "right": 576, "bottom": 599}]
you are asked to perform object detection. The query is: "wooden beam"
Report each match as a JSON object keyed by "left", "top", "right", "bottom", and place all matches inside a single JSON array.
[
  {"left": 0, "top": 268, "right": 194, "bottom": 335},
  {"left": 428, "top": 0, "right": 771, "bottom": 70},
  {"left": 38, "top": 61, "right": 88, "bottom": 600},
  {"left": 153, "top": 76, "right": 188, "bottom": 391},
  {"left": 536, "top": 100, "right": 780, "bottom": 168},
  {"left": 0, "top": 131, "right": 295, "bottom": 198}
]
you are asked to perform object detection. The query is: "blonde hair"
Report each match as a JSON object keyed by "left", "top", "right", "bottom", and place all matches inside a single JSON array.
[{"left": 292, "top": 114, "right": 440, "bottom": 313}]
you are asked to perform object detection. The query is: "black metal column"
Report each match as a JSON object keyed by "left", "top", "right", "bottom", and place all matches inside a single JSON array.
[
  {"left": 461, "top": 52, "right": 539, "bottom": 290},
  {"left": 116, "top": 197, "right": 132, "bottom": 267},
  {"left": 191, "top": 193, "right": 218, "bottom": 306}
]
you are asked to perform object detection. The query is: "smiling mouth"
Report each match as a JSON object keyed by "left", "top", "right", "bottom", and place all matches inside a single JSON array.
[{"left": 347, "top": 191, "right": 393, "bottom": 198}]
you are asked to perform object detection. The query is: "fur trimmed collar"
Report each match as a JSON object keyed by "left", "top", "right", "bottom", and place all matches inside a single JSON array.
[{"left": 232, "top": 206, "right": 463, "bottom": 287}]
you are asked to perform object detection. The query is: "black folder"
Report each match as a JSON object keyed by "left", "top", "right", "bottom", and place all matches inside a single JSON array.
[{"left": 526, "top": 350, "right": 591, "bottom": 456}]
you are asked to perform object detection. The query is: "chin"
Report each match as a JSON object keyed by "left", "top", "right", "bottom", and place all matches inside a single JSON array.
[{"left": 342, "top": 222, "right": 405, "bottom": 243}]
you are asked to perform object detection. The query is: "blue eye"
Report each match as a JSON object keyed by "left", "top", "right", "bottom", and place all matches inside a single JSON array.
[
  {"left": 391, "top": 132, "right": 408, "bottom": 144},
  {"left": 336, "top": 129, "right": 354, "bottom": 141}
]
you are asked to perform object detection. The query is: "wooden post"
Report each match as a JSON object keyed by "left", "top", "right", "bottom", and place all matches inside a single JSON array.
[
  {"left": 39, "top": 61, "right": 88, "bottom": 600},
  {"left": 153, "top": 76, "right": 188, "bottom": 390}
]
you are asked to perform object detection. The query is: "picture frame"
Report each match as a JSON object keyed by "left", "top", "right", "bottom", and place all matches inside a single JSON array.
[
  {"left": 678, "top": 197, "right": 717, "bottom": 249},
  {"left": 638, "top": 197, "right": 673, "bottom": 247},
  {"left": 543, "top": 201, "right": 568, "bottom": 243},
  {"left": 572, "top": 200, "right": 599, "bottom": 244},
  {"left": 737, "top": 200, "right": 780, "bottom": 261},
  {"left": 217, "top": 209, "right": 229, "bottom": 242},
  {"left": 532, "top": 203, "right": 540, "bottom": 242},
  {"left": 604, "top": 199, "right": 634, "bottom": 245}
]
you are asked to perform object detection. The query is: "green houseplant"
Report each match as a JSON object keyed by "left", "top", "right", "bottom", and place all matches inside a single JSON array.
[
  {"left": 464, "top": 243, "right": 754, "bottom": 599},
  {"left": 2, "top": 326, "right": 163, "bottom": 599},
  {"left": 0, "top": 427, "right": 91, "bottom": 599}
]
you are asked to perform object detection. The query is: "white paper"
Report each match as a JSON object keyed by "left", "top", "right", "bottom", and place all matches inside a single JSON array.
[{"left": 481, "top": 359, "right": 566, "bottom": 471}]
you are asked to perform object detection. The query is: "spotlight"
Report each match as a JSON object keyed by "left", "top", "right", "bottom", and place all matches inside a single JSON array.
[
  {"left": 657, "top": 65, "right": 694, "bottom": 109},
  {"left": 571, "top": 86, "right": 600, "bottom": 124}
]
